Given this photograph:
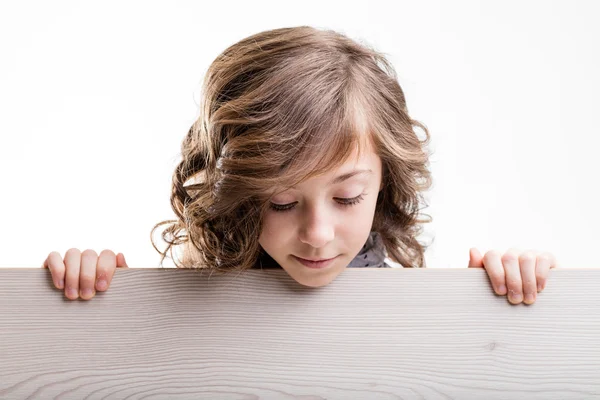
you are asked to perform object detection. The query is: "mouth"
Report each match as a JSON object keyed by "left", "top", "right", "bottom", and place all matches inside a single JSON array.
[
  {"left": 292, "top": 255, "right": 339, "bottom": 269},
  {"left": 296, "top": 256, "right": 335, "bottom": 262}
]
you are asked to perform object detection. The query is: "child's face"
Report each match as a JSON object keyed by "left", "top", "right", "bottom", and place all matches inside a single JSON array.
[{"left": 258, "top": 141, "right": 383, "bottom": 287}]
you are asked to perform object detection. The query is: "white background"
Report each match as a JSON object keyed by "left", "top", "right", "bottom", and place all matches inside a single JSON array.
[{"left": 1, "top": 0, "right": 598, "bottom": 269}]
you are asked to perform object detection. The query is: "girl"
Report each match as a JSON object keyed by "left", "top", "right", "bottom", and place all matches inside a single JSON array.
[{"left": 43, "top": 26, "right": 558, "bottom": 304}]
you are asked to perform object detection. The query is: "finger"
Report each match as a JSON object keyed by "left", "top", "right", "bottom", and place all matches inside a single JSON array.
[
  {"left": 468, "top": 248, "right": 484, "bottom": 268},
  {"left": 502, "top": 248, "right": 524, "bottom": 304},
  {"left": 79, "top": 249, "right": 98, "bottom": 300},
  {"left": 482, "top": 250, "right": 506, "bottom": 295},
  {"left": 116, "top": 253, "right": 129, "bottom": 268},
  {"left": 63, "top": 248, "right": 82, "bottom": 299},
  {"left": 96, "top": 250, "right": 117, "bottom": 292},
  {"left": 45, "top": 251, "right": 66, "bottom": 289},
  {"left": 535, "top": 252, "right": 557, "bottom": 292},
  {"left": 519, "top": 250, "right": 538, "bottom": 305}
]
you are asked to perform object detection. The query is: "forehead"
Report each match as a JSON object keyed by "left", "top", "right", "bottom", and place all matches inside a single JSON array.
[
  {"left": 328, "top": 138, "right": 379, "bottom": 174},
  {"left": 283, "top": 138, "right": 381, "bottom": 190},
  {"left": 265, "top": 98, "right": 382, "bottom": 194}
]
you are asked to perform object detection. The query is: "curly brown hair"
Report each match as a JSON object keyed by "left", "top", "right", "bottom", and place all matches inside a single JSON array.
[{"left": 150, "top": 25, "right": 433, "bottom": 274}]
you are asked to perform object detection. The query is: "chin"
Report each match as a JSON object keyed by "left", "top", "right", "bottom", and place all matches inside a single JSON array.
[
  {"left": 295, "top": 278, "right": 330, "bottom": 288},
  {"left": 289, "top": 270, "right": 342, "bottom": 288}
]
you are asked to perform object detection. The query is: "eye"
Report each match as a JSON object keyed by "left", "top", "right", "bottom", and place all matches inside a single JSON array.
[{"left": 269, "top": 194, "right": 365, "bottom": 212}]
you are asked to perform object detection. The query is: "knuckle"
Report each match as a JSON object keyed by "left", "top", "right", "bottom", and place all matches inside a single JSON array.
[
  {"left": 81, "top": 249, "right": 98, "bottom": 258},
  {"left": 99, "top": 249, "right": 116, "bottom": 258},
  {"left": 45, "top": 252, "right": 59, "bottom": 266},
  {"left": 46, "top": 254, "right": 64, "bottom": 274},
  {"left": 538, "top": 252, "right": 554, "bottom": 264},
  {"left": 65, "top": 248, "right": 81, "bottom": 257},
  {"left": 501, "top": 251, "right": 518, "bottom": 263},
  {"left": 48, "top": 251, "right": 61, "bottom": 259},
  {"left": 519, "top": 251, "right": 536, "bottom": 263},
  {"left": 98, "top": 251, "right": 117, "bottom": 269},
  {"left": 97, "top": 252, "right": 117, "bottom": 273},
  {"left": 483, "top": 250, "right": 501, "bottom": 263}
]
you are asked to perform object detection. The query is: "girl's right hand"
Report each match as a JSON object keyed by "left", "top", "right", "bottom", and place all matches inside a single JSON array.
[{"left": 43, "top": 249, "right": 129, "bottom": 300}]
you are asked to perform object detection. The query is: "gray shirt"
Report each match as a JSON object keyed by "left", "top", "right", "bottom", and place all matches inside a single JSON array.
[{"left": 348, "top": 231, "right": 390, "bottom": 268}]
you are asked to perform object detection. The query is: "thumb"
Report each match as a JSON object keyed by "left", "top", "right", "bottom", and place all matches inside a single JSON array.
[
  {"left": 117, "top": 253, "right": 129, "bottom": 268},
  {"left": 468, "top": 247, "right": 484, "bottom": 268}
]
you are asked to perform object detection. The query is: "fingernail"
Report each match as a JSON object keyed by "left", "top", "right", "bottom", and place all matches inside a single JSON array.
[
  {"left": 507, "top": 288, "right": 519, "bottom": 302},
  {"left": 58, "top": 279, "right": 64, "bottom": 289},
  {"left": 525, "top": 293, "right": 535, "bottom": 303},
  {"left": 513, "top": 292, "right": 523, "bottom": 303},
  {"left": 81, "top": 288, "right": 94, "bottom": 298},
  {"left": 537, "top": 284, "right": 542, "bottom": 292},
  {"left": 67, "top": 287, "right": 78, "bottom": 298},
  {"left": 498, "top": 285, "right": 507, "bottom": 295},
  {"left": 510, "top": 293, "right": 523, "bottom": 303},
  {"left": 97, "top": 279, "right": 107, "bottom": 290}
]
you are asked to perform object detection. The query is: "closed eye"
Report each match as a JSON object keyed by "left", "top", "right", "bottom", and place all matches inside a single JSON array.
[{"left": 269, "top": 194, "right": 365, "bottom": 212}]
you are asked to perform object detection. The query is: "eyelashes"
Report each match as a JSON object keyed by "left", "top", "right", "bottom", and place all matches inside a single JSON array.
[{"left": 269, "top": 194, "right": 366, "bottom": 213}]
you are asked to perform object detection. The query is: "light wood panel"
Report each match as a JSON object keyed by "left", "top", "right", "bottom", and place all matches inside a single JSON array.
[{"left": 1, "top": 267, "right": 599, "bottom": 399}]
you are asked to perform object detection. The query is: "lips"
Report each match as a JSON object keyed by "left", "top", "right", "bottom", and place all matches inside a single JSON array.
[
  {"left": 292, "top": 255, "right": 339, "bottom": 269},
  {"left": 295, "top": 256, "right": 336, "bottom": 262}
]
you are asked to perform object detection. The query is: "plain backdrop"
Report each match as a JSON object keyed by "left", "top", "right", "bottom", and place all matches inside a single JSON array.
[{"left": 1, "top": 0, "right": 598, "bottom": 269}]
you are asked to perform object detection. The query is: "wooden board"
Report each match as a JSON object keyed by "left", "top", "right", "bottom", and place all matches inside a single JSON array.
[{"left": 1, "top": 267, "right": 599, "bottom": 399}]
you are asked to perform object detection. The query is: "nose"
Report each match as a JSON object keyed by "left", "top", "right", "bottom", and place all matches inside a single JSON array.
[{"left": 297, "top": 204, "right": 335, "bottom": 248}]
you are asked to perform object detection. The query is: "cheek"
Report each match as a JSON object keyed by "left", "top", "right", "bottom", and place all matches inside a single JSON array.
[
  {"left": 347, "top": 198, "right": 378, "bottom": 226},
  {"left": 259, "top": 212, "right": 288, "bottom": 248},
  {"left": 260, "top": 212, "right": 279, "bottom": 236}
]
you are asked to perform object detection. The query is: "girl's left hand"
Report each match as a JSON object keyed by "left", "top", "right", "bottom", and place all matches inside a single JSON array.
[{"left": 468, "top": 248, "right": 558, "bottom": 305}]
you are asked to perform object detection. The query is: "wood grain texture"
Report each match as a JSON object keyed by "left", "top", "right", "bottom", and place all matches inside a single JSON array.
[{"left": 1, "top": 267, "right": 599, "bottom": 400}]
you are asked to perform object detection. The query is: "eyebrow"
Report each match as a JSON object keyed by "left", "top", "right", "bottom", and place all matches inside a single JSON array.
[
  {"left": 329, "top": 169, "right": 373, "bottom": 185},
  {"left": 285, "top": 169, "right": 374, "bottom": 191}
]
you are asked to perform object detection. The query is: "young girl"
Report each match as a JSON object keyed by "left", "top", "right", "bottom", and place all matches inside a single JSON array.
[{"left": 43, "top": 26, "right": 558, "bottom": 304}]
